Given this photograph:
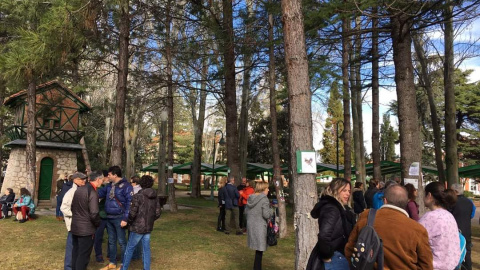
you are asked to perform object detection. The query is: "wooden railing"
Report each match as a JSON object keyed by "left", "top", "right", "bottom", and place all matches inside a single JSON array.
[{"left": 5, "top": 125, "right": 84, "bottom": 144}]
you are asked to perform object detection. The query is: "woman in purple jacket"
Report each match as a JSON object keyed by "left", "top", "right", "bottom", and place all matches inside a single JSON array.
[
  {"left": 404, "top": 183, "right": 419, "bottom": 221},
  {"left": 419, "top": 182, "right": 460, "bottom": 270}
]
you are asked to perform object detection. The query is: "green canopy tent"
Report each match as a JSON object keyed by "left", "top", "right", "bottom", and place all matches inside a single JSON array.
[{"left": 458, "top": 164, "right": 480, "bottom": 179}]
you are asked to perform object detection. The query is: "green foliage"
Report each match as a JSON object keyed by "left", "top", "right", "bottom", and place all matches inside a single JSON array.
[
  {"left": 0, "top": 0, "right": 87, "bottom": 84},
  {"left": 247, "top": 109, "right": 290, "bottom": 164},
  {"left": 319, "top": 81, "right": 344, "bottom": 164},
  {"left": 174, "top": 132, "right": 194, "bottom": 164},
  {"left": 380, "top": 113, "right": 398, "bottom": 162}
]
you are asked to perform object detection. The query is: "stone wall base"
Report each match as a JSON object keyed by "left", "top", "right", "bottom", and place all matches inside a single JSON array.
[{"left": 1, "top": 147, "right": 78, "bottom": 206}]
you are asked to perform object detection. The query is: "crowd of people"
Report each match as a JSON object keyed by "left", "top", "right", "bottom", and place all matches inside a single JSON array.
[
  {"left": 307, "top": 178, "right": 476, "bottom": 270},
  {"left": 1, "top": 169, "right": 477, "bottom": 270},
  {"left": 57, "top": 166, "right": 161, "bottom": 270}
]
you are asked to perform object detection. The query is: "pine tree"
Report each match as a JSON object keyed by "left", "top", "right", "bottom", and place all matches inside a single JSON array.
[
  {"left": 320, "top": 81, "right": 344, "bottom": 165},
  {"left": 380, "top": 113, "right": 398, "bottom": 162}
]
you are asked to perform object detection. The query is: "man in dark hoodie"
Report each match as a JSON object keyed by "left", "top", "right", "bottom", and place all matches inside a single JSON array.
[{"left": 121, "top": 175, "right": 161, "bottom": 270}]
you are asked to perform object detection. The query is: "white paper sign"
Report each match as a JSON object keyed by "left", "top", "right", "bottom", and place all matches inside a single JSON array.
[
  {"left": 167, "top": 178, "right": 174, "bottom": 184},
  {"left": 404, "top": 178, "right": 418, "bottom": 189},
  {"left": 409, "top": 162, "right": 420, "bottom": 176}
]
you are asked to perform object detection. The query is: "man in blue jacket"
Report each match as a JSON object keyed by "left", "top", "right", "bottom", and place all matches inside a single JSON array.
[
  {"left": 224, "top": 176, "right": 242, "bottom": 235},
  {"left": 99, "top": 166, "right": 133, "bottom": 270}
]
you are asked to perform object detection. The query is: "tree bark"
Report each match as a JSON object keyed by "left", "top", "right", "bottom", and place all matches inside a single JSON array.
[
  {"left": 166, "top": 0, "right": 177, "bottom": 212},
  {"left": 281, "top": 0, "right": 318, "bottom": 268},
  {"left": 26, "top": 73, "right": 37, "bottom": 201},
  {"left": 390, "top": 13, "right": 424, "bottom": 212},
  {"left": 157, "top": 116, "right": 167, "bottom": 196},
  {"left": 238, "top": 0, "right": 254, "bottom": 179},
  {"left": 0, "top": 79, "right": 5, "bottom": 178},
  {"left": 353, "top": 15, "right": 366, "bottom": 186},
  {"left": 269, "top": 12, "right": 287, "bottom": 238},
  {"left": 223, "top": 0, "right": 241, "bottom": 184},
  {"left": 191, "top": 62, "right": 208, "bottom": 198},
  {"left": 444, "top": 2, "right": 459, "bottom": 187},
  {"left": 342, "top": 12, "right": 352, "bottom": 180},
  {"left": 412, "top": 34, "right": 446, "bottom": 184},
  {"left": 80, "top": 136, "right": 91, "bottom": 174},
  {"left": 110, "top": 0, "right": 129, "bottom": 167},
  {"left": 371, "top": 7, "right": 381, "bottom": 181}
]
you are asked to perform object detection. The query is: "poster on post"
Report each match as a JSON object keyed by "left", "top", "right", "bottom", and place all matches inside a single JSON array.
[
  {"left": 404, "top": 178, "right": 418, "bottom": 189},
  {"left": 409, "top": 162, "right": 420, "bottom": 176},
  {"left": 296, "top": 150, "right": 317, "bottom": 174}
]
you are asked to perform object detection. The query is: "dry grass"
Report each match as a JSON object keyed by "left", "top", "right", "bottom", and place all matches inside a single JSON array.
[
  {"left": 0, "top": 198, "right": 295, "bottom": 270},
  {"left": 2, "top": 198, "right": 478, "bottom": 270}
]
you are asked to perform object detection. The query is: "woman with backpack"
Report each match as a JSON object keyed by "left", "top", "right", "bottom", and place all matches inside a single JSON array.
[
  {"left": 419, "top": 182, "right": 460, "bottom": 270},
  {"left": 307, "top": 178, "right": 355, "bottom": 270}
]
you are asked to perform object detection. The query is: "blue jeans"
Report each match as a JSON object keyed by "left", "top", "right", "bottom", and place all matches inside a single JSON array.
[
  {"left": 121, "top": 232, "right": 151, "bottom": 270},
  {"left": 94, "top": 219, "right": 108, "bottom": 259},
  {"left": 324, "top": 251, "right": 349, "bottom": 270},
  {"left": 106, "top": 218, "right": 127, "bottom": 265},
  {"left": 64, "top": 231, "right": 73, "bottom": 270},
  {"left": 128, "top": 230, "right": 142, "bottom": 260},
  {"left": 56, "top": 196, "right": 63, "bottom": 217}
]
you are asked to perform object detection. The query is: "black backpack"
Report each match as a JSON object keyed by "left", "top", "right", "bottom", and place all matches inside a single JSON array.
[{"left": 351, "top": 208, "right": 384, "bottom": 270}]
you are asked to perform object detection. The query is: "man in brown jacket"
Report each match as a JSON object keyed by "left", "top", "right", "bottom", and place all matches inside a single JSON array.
[{"left": 345, "top": 185, "right": 433, "bottom": 270}]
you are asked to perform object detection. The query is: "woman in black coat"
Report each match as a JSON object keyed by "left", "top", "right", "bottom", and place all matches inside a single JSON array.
[
  {"left": 352, "top": 182, "right": 366, "bottom": 215},
  {"left": 307, "top": 178, "right": 355, "bottom": 270}
]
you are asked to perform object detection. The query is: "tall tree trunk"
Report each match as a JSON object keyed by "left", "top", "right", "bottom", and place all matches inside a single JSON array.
[
  {"left": 269, "top": 12, "right": 287, "bottom": 238},
  {"left": 281, "top": 0, "right": 318, "bottom": 268},
  {"left": 390, "top": 13, "right": 424, "bottom": 213},
  {"left": 412, "top": 34, "right": 446, "bottom": 184},
  {"left": 158, "top": 115, "right": 167, "bottom": 196},
  {"left": 223, "top": 0, "right": 241, "bottom": 184},
  {"left": 191, "top": 63, "right": 208, "bottom": 198},
  {"left": 342, "top": 12, "right": 352, "bottom": 180},
  {"left": 110, "top": 0, "right": 129, "bottom": 167},
  {"left": 0, "top": 79, "right": 6, "bottom": 176},
  {"left": 371, "top": 7, "right": 381, "bottom": 181},
  {"left": 350, "top": 45, "right": 361, "bottom": 183},
  {"left": 166, "top": 0, "right": 177, "bottom": 212},
  {"left": 238, "top": 0, "right": 254, "bottom": 178},
  {"left": 26, "top": 73, "right": 37, "bottom": 201},
  {"left": 80, "top": 136, "right": 91, "bottom": 173},
  {"left": 444, "top": 2, "right": 458, "bottom": 187},
  {"left": 124, "top": 103, "right": 139, "bottom": 179},
  {"left": 353, "top": 15, "right": 366, "bottom": 186}
]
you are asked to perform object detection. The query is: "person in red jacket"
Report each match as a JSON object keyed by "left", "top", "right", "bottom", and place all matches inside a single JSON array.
[{"left": 239, "top": 180, "right": 255, "bottom": 230}]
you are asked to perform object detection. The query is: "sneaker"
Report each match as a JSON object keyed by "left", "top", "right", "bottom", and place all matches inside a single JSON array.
[
  {"left": 224, "top": 231, "right": 230, "bottom": 235},
  {"left": 216, "top": 227, "right": 224, "bottom": 232},
  {"left": 100, "top": 263, "right": 117, "bottom": 270},
  {"left": 19, "top": 219, "right": 27, "bottom": 223},
  {"left": 0, "top": 216, "right": 5, "bottom": 220},
  {"left": 236, "top": 231, "right": 245, "bottom": 235},
  {"left": 96, "top": 255, "right": 104, "bottom": 263}
]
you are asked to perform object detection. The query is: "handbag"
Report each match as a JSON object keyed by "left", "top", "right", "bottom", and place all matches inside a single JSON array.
[{"left": 267, "top": 215, "right": 277, "bottom": 246}]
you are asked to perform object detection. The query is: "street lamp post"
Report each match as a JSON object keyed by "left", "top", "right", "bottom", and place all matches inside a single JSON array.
[
  {"left": 210, "top": 130, "right": 225, "bottom": 200},
  {"left": 336, "top": 120, "right": 344, "bottom": 177}
]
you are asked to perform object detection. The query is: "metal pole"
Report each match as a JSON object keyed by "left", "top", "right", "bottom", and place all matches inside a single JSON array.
[
  {"left": 336, "top": 122, "right": 339, "bottom": 177},
  {"left": 210, "top": 136, "right": 216, "bottom": 200}
]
